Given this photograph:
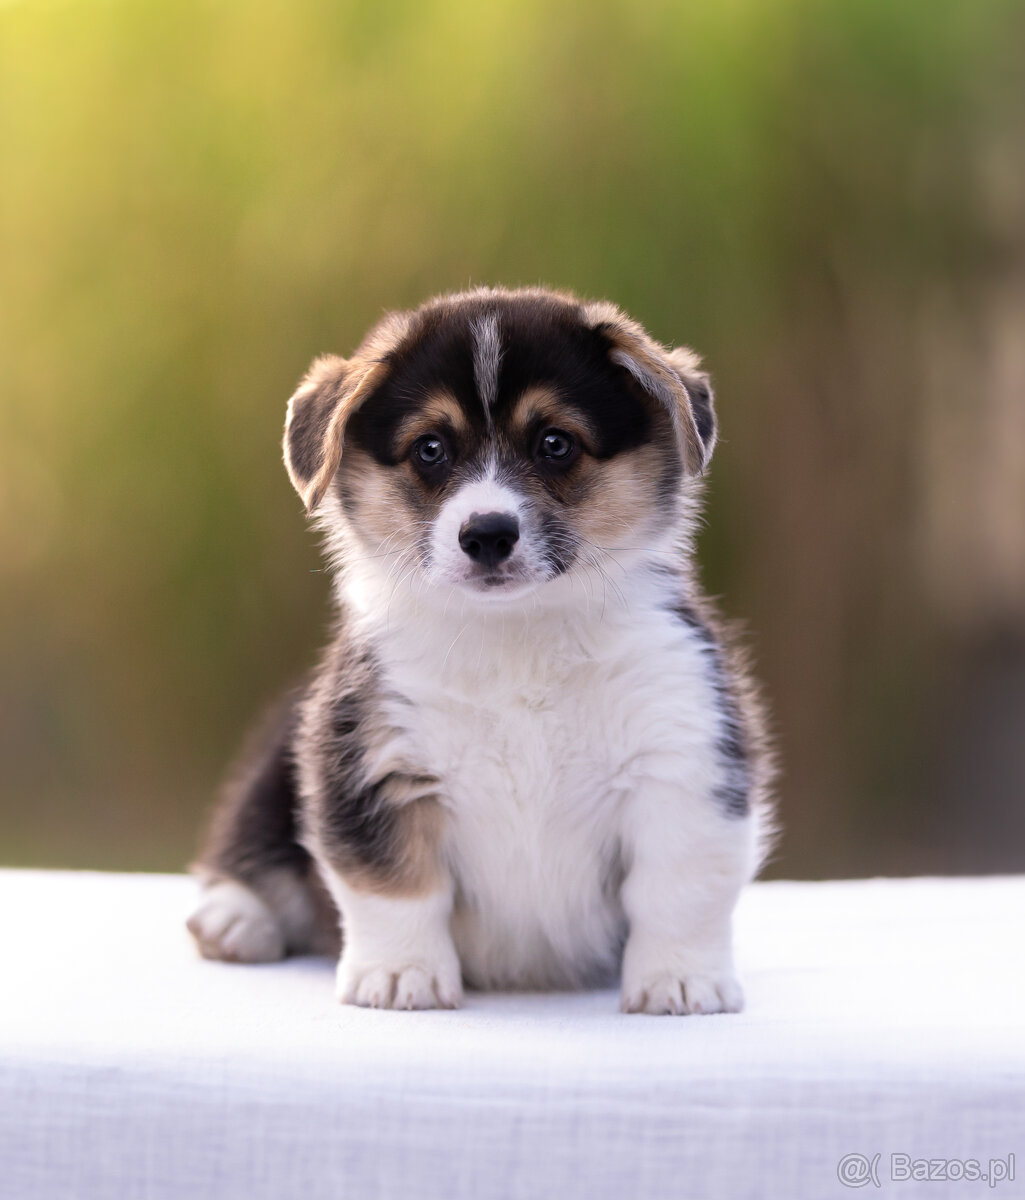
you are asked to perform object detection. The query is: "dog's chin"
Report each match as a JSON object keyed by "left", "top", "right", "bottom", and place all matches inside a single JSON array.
[{"left": 443, "top": 571, "right": 541, "bottom": 605}]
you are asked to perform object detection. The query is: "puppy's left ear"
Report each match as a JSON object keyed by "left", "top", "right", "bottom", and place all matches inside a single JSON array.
[
  {"left": 584, "top": 303, "right": 717, "bottom": 474},
  {"left": 666, "top": 345, "right": 717, "bottom": 471}
]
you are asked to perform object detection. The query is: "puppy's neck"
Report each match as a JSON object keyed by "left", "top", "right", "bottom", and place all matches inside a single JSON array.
[{"left": 335, "top": 543, "right": 691, "bottom": 681}]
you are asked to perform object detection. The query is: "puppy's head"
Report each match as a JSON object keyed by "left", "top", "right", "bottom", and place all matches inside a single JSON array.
[{"left": 284, "top": 288, "right": 716, "bottom": 603}]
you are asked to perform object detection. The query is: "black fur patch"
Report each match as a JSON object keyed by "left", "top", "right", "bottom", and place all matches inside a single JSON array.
[
  {"left": 493, "top": 307, "right": 652, "bottom": 459},
  {"left": 317, "top": 689, "right": 414, "bottom": 876},
  {"left": 299, "top": 641, "right": 442, "bottom": 885},
  {"left": 197, "top": 687, "right": 314, "bottom": 881},
  {"left": 347, "top": 325, "right": 484, "bottom": 466},
  {"left": 347, "top": 293, "right": 654, "bottom": 466},
  {"left": 673, "top": 602, "right": 751, "bottom": 819}
]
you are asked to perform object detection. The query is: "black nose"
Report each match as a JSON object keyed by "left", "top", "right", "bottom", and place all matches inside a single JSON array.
[{"left": 458, "top": 512, "right": 520, "bottom": 569}]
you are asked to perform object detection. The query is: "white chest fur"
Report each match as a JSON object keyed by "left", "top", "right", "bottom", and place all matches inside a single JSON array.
[{"left": 349, "top": 568, "right": 728, "bottom": 990}]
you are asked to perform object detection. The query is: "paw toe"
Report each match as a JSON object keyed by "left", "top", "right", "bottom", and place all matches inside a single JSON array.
[
  {"left": 350, "top": 966, "right": 397, "bottom": 1008},
  {"left": 394, "top": 966, "right": 437, "bottom": 1010}
]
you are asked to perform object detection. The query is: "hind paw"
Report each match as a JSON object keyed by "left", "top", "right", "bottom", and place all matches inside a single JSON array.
[{"left": 187, "top": 880, "right": 286, "bottom": 963}]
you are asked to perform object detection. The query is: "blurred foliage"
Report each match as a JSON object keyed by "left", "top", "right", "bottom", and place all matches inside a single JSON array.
[{"left": 1, "top": 0, "right": 1023, "bottom": 875}]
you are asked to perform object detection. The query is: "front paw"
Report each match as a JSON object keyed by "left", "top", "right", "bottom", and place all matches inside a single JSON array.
[
  {"left": 620, "top": 942, "right": 743, "bottom": 1015},
  {"left": 621, "top": 970, "right": 743, "bottom": 1015},
  {"left": 336, "top": 950, "right": 463, "bottom": 1010}
]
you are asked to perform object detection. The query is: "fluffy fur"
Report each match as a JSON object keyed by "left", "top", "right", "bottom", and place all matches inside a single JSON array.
[{"left": 188, "top": 286, "right": 773, "bottom": 1015}]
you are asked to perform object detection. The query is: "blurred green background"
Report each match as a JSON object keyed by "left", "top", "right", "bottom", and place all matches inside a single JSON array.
[{"left": 2, "top": 0, "right": 1023, "bottom": 878}]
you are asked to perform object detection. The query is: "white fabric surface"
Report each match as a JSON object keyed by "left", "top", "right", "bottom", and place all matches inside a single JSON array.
[{"left": 1, "top": 871, "right": 1023, "bottom": 1200}]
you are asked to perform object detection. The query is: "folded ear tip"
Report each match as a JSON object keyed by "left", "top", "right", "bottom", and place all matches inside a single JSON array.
[{"left": 298, "top": 475, "right": 327, "bottom": 515}]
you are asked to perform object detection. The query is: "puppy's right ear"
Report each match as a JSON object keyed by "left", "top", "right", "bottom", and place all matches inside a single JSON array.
[
  {"left": 283, "top": 316, "right": 410, "bottom": 513},
  {"left": 283, "top": 355, "right": 350, "bottom": 512}
]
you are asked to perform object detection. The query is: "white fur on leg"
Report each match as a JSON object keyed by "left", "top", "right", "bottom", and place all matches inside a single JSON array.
[
  {"left": 323, "top": 875, "right": 463, "bottom": 1010},
  {"left": 187, "top": 879, "right": 285, "bottom": 963},
  {"left": 619, "top": 779, "right": 755, "bottom": 1016},
  {"left": 620, "top": 936, "right": 745, "bottom": 1015}
]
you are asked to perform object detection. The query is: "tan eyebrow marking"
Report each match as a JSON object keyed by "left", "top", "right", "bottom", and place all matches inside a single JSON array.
[
  {"left": 508, "top": 385, "right": 598, "bottom": 447},
  {"left": 394, "top": 390, "right": 470, "bottom": 451}
]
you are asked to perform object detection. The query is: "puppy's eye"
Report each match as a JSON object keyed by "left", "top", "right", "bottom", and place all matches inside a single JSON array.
[
  {"left": 536, "top": 428, "right": 576, "bottom": 463},
  {"left": 412, "top": 434, "right": 448, "bottom": 467}
]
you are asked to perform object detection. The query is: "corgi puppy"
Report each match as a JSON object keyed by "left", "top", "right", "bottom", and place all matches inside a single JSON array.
[{"left": 187, "top": 287, "right": 773, "bottom": 1014}]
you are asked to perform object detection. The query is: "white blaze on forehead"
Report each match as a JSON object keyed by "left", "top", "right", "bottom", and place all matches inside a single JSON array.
[{"left": 471, "top": 311, "right": 503, "bottom": 419}]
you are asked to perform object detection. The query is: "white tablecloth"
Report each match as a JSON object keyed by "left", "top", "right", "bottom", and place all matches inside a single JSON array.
[{"left": 1, "top": 870, "right": 1022, "bottom": 1199}]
